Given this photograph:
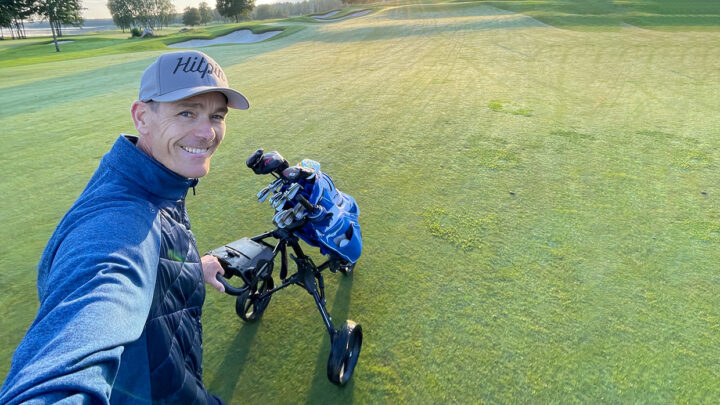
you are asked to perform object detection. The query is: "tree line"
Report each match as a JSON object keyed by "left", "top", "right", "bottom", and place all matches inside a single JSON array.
[
  {"left": 106, "top": 0, "right": 254, "bottom": 30},
  {"left": 0, "top": 0, "right": 353, "bottom": 43},
  {"left": 106, "top": 0, "right": 176, "bottom": 32},
  {"left": 0, "top": 0, "right": 82, "bottom": 41}
]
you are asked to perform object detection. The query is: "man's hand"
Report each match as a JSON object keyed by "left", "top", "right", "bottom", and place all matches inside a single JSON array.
[{"left": 201, "top": 255, "right": 225, "bottom": 293}]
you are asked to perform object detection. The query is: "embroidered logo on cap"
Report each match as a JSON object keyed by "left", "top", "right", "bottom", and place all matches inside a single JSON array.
[{"left": 172, "top": 56, "right": 227, "bottom": 81}]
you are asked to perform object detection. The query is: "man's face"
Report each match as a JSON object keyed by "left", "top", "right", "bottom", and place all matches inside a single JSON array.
[{"left": 136, "top": 92, "right": 228, "bottom": 179}]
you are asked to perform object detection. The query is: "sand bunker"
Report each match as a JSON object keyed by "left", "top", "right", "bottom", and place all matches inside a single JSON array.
[
  {"left": 313, "top": 10, "right": 340, "bottom": 19},
  {"left": 168, "top": 29, "right": 282, "bottom": 48},
  {"left": 314, "top": 9, "right": 371, "bottom": 22},
  {"left": 50, "top": 40, "right": 74, "bottom": 44}
]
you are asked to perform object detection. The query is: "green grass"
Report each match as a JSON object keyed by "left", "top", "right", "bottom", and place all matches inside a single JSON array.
[
  {"left": 2, "top": 0, "right": 720, "bottom": 402},
  {"left": 464, "top": 0, "right": 720, "bottom": 30},
  {"left": 291, "top": 7, "right": 378, "bottom": 23}
]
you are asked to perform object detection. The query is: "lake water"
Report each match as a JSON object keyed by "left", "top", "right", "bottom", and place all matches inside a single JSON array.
[{"left": 7, "top": 20, "right": 118, "bottom": 37}]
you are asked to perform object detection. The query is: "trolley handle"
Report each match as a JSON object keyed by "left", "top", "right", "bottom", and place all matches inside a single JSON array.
[{"left": 215, "top": 273, "right": 249, "bottom": 296}]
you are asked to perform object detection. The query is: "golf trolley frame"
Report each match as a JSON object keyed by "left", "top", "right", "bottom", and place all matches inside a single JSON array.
[{"left": 209, "top": 151, "right": 362, "bottom": 385}]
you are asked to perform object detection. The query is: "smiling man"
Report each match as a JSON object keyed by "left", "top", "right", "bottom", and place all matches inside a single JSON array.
[{"left": 0, "top": 51, "right": 245, "bottom": 404}]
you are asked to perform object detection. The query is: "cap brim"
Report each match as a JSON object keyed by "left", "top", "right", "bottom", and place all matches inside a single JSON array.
[{"left": 148, "top": 86, "right": 249, "bottom": 110}]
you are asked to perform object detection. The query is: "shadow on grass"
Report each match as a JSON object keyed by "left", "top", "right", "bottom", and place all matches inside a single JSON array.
[
  {"left": 623, "top": 15, "right": 720, "bottom": 29},
  {"left": 206, "top": 321, "right": 261, "bottom": 400},
  {"left": 304, "top": 274, "right": 356, "bottom": 403}
]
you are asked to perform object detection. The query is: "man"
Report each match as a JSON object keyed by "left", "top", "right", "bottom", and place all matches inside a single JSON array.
[{"left": 0, "top": 50, "right": 244, "bottom": 404}]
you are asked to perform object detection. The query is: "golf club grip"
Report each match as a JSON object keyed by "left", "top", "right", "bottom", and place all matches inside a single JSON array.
[
  {"left": 294, "top": 194, "right": 316, "bottom": 212},
  {"left": 215, "top": 273, "right": 249, "bottom": 296}
]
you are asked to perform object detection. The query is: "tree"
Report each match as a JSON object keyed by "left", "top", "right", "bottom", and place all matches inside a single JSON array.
[
  {"left": 106, "top": 0, "right": 175, "bottom": 31},
  {"left": 0, "top": 1, "right": 14, "bottom": 39},
  {"left": 33, "top": 0, "right": 82, "bottom": 51},
  {"left": 1, "top": 0, "right": 37, "bottom": 39},
  {"left": 132, "top": 0, "right": 156, "bottom": 29},
  {"left": 156, "top": 0, "right": 175, "bottom": 29},
  {"left": 216, "top": 0, "right": 253, "bottom": 23},
  {"left": 107, "top": 0, "right": 133, "bottom": 32},
  {"left": 198, "top": 1, "right": 212, "bottom": 25},
  {"left": 40, "top": 0, "right": 83, "bottom": 38},
  {"left": 182, "top": 6, "right": 200, "bottom": 26}
]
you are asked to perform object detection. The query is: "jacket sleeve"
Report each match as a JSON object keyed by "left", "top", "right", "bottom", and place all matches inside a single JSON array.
[{"left": 0, "top": 206, "right": 162, "bottom": 405}]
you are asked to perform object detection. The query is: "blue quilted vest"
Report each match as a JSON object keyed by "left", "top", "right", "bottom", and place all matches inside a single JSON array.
[{"left": 109, "top": 136, "right": 213, "bottom": 404}]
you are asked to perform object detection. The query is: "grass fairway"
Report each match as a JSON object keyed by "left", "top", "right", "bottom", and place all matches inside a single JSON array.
[{"left": 2, "top": 0, "right": 720, "bottom": 402}]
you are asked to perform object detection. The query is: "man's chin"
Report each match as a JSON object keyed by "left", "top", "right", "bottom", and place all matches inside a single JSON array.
[{"left": 176, "top": 165, "right": 210, "bottom": 179}]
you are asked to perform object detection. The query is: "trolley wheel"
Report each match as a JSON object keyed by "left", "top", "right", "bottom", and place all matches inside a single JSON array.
[
  {"left": 235, "top": 277, "right": 274, "bottom": 322},
  {"left": 327, "top": 320, "right": 363, "bottom": 385}
]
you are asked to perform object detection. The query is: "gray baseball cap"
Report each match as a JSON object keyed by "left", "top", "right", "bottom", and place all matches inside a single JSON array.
[{"left": 139, "top": 50, "right": 249, "bottom": 110}]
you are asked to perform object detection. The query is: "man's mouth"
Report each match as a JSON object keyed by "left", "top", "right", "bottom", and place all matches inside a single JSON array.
[{"left": 180, "top": 145, "right": 210, "bottom": 154}]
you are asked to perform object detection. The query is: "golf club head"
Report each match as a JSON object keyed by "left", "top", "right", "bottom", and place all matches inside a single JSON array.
[
  {"left": 284, "top": 183, "right": 301, "bottom": 200},
  {"left": 259, "top": 178, "right": 284, "bottom": 202},
  {"left": 283, "top": 213, "right": 295, "bottom": 226},
  {"left": 269, "top": 178, "right": 283, "bottom": 190},
  {"left": 273, "top": 210, "right": 287, "bottom": 227},
  {"left": 293, "top": 204, "right": 306, "bottom": 220},
  {"left": 257, "top": 187, "right": 272, "bottom": 203},
  {"left": 269, "top": 192, "right": 284, "bottom": 206},
  {"left": 273, "top": 195, "right": 288, "bottom": 210}
]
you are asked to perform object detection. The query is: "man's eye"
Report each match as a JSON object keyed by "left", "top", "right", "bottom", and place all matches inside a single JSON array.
[
  {"left": 212, "top": 114, "right": 226, "bottom": 121},
  {"left": 179, "top": 111, "right": 193, "bottom": 118}
]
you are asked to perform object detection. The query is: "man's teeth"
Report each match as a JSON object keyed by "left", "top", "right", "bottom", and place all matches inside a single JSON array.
[{"left": 181, "top": 146, "right": 209, "bottom": 154}]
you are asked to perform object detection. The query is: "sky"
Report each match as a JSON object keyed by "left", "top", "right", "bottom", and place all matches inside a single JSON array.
[{"left": 83, "top": 0, "right": 281, "bottom": 19}]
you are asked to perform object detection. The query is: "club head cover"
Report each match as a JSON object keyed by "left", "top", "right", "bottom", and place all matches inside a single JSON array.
[
  {"left": 246, "top": 149, "right": 264, "bottom": 169},
  {"left": 251, "top": 151, "right": 289, "bottom": 175},
  {"left": 281, "top": 166, "right": 316, "bottom": 182}
]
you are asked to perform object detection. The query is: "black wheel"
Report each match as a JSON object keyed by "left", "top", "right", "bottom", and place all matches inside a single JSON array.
[
  {"left": 327, "top": 320, "right": 363, "bottom": 385},
  {"left": 235, "top": 277, "right": 274, "bottom": 322}
]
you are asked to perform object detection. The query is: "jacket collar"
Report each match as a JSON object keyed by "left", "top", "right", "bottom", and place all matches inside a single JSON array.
[{"left": 104, "top": 135, "right": 198, "bottom": 200}]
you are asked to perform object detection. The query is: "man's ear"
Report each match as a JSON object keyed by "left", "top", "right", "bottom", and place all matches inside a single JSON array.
[{"left": 131, "top": 100, "right": 152, "bottom": 136}]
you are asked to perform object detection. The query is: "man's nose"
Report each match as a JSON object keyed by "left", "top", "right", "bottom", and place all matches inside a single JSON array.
[{"left": 196, "top": 119, "right": 215, "bottom": 141}]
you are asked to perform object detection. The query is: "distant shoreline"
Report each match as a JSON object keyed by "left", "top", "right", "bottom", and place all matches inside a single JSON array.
[{"left": 10, "top": 19, "right": 117, "bottom": 37}]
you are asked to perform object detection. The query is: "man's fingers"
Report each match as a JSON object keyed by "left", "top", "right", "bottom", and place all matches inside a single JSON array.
[{"left": 211, "top": 277, "right": 225, "bottom": 293}]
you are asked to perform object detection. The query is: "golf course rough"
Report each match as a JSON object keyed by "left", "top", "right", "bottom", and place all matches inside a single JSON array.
[{"left": 1, "top": 0, "right": 720, "bottom": 403}]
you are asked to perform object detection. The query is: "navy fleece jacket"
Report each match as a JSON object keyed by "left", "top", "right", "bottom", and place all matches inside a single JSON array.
[{"left": 0, "top": 135, "right": 210, "bottom": 404}]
